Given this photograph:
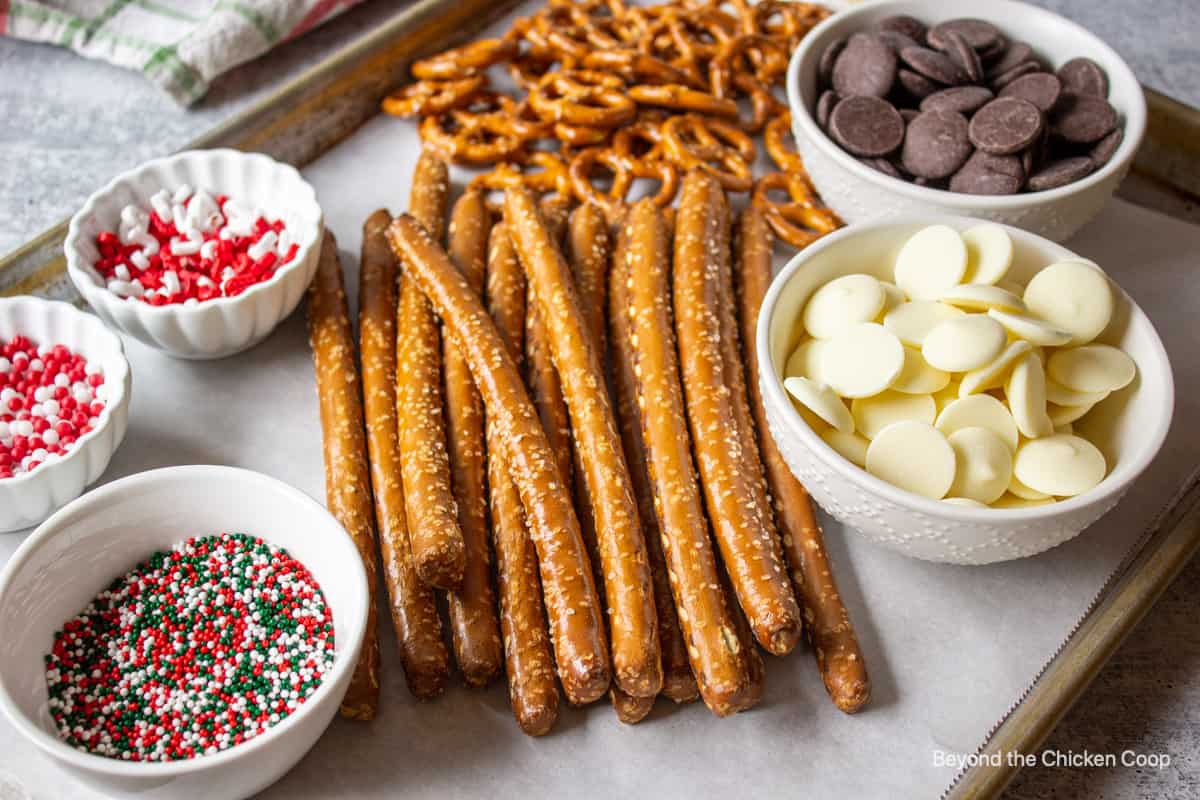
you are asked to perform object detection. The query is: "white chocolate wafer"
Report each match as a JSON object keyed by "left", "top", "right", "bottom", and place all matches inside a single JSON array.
[
  {"left": 1023, "top": 260, "right": 1113, "bottom": 345},
  {"left": 936, "top": 394, "right": 1019, "bottom": 451},
  {"left": 784, "top": 376, "right": 855, "bottom": 433},
  {"left": 1045, "top": 377, "right": 1108, "bottom": 407},
  {"left": 943, "top": 497, "right": 987, "bottom": 507},
  {"left": 879, "top": 281, "right": 906, "bottom": 317},
  {"left": 820, "top": 428, "right": 870, "bottom": 468},
  {"left": 1006, "top": 351, "right": 1054, "bottom": 439},
  {"left": 852, "top": 391, "right": 936, "bottom": 439},
  {"left": 922, "top": 314, "right": 1007, "bottom": 372},
  {"left": 894, "top": 225, "right": 968, "bottom": 300},
  {"left": 1047, "top": 401, "right": 1097, "bottom": 427},
  {"left": 961, "top": 224, "right": 1012, "bottom": 285},
  {"left": 892, "top": 347, "right": 951, "bottom": 394},
  {"left": 803, "top": 274, "right": 886, "bottom": 339},
  {"left": 1008, "top": 473, "right": 1052, "bottom": 501},
  {"left": 1046, "top": 344, "right": 1136, "bottom": 394},
  {"left": 992, "top": 493, "right": 1055, "bottom": 508},
  {"left": 865, "top": 421, "right": 955, "bottom": 500},
  {"left": 938, "top": 284, "right": 1026, "bottom": 313},
  {"left": 946, "top": 426, "right": 1013, "bottom": 505},
  {"left": 1014, "top": 434, "right": 1106, "bottom": 497},
  {"left": 987, "top": 308, "right": 1072, "bottom": 347},
  {"left": 821, "top": 323, "right": 905, "bottom": 398},
  {"left": 884, "top": 301, "right": 965, "bottom": 347},
  {"left": 959, "top": 340, "right": 1032, "bottom": 396},
  {"left": 784, "top": 338, "right": 831, "bottom": 385}
]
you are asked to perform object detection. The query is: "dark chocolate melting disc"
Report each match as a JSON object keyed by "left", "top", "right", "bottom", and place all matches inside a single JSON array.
[
  {"left": 1051, "top": 93, "right": 1117, "bottom": 143},
  {"left": 876, "top": 30, "right": 921, "bottom": 56},
  {"left": 860, "top": 157, "right": 904, "bottom": 179},
  {"left": 938, "top": 30, "right": 983, "bottom": 83},
  {"left": 949, "top": 150, "right": 1025, "bottom": 194},
  {"left": 828, "top": 95, "right": 906, "bottom": 157},
  {"left": 901, "top": 109, "right": 973, "bottom": 178},
  {"left": 1089, "top": 127, "right": 1124, "bottom": 166},
  {"left": 990, "top": 61, "right": 1041, "bottom": 90},
  {"left": 1026, "top": 156, "right": 1095, "bottom": 191},
  {"left": 897, "top": 68, "right": 939, "bottom": 99},
  {"left": 986, "top": 41, "right": 1034, "bottom": 78},
  {"left": 833, "top": 34, "right": 898, "bottom": 98},
  {"left": 900, "top": 46, "right": 970, "bottom": 86},
  {"left": 876, "top": 15, "right": 927, "bottom": 41},
  {"left": 920, "top": 85, "right": 994, "bottom": 115},
  {"left": 927, "top": 18, "right": 1003, "bottom": 52},
  {"left": 816, "top": 89, "right": 838, "bottom": 128},
  {"left": 819, "top": 38, "right": 846, "bottom": 86},
  {"left": 999, "top": 72, "right": 1063, "bottom": 112},
  {"left": 1057, "top": 57, "right": 1109, "bottom": 98},
  {"left": 969, "top": 96, "right": 1044, "bottom": 155}
]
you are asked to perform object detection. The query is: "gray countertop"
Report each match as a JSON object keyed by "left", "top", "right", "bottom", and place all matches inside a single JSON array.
[{"left": 2, "top": 2, "right": 1199, "bottom": 798}]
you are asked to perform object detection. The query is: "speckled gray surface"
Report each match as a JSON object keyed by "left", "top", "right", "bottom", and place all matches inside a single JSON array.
[{"left": 1, "top": 2, "right": 1198, "bottom": 798}]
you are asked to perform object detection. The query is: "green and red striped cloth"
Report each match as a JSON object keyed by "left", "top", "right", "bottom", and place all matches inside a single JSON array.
[{"left": 0, "top": 0, "right": 368, "bottom": 105}]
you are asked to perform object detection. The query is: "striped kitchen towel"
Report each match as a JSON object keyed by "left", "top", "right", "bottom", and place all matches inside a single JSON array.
[{"left": 0, "top": 0, "right": 368, "bottom": 105}]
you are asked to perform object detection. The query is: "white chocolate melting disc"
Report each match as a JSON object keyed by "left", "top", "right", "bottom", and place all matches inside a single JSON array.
[
  {"left": 959, "top": 340, "right": 1033, "bottom": 397},
  {"left": 936, "top": 394, "right": 1019, "bottom": 451},
  {"left": 992, "top": 493, "right": 1055, "bottom": 508},
  {"left": 1006, "top": 351, "right": 1055, "bottom": 439},
  {"left": 1047, "top": 401, "right": 1097, "bottom": 427},
  {"left": 1014, "top": 434, "right": 1107, "bottom": 497},
  {"left": 943, "top": 497, "right": 987, "bottom": 507},
  {"left": 820, "top": 427, "right": 870, "bottom": 468},
  {"left": 938, "top": 284, "right": 1026, "bottom": 313},
  {"left": 784, "top": 338, "right": 832, "bottom": 385},
  {"left": 892, "top": 347, "right": 951, "bottom": 394},
  {"left": 1008, "top": 473, "right": 1052, "bottom": 501},
  {"left": 851, "top": 390, "right": 937, "bottom": 439},
  {"left": 1023, "top": 260, "right": 1113, "bottom": 345},
  {"left": 947, "top": 426, "right": 1014, "bottom": 505},
  {"left": 961, "top": 223, "right": 1013, "bottom": 285},
  {"left": 821, "top": 322, "right": 905, "bottom": 398},
  {"left": 1046, "top": 344, "right": 1137, "bottom": 394},
  {"left": 866, "top": 421, "right": 956, "bottom": 500},
  {"left": 922, "top": 314, "right": 1007, "bottom": 372},
  {"left": 1045, "top": 377, "right": 1108, "bottom": 407},
  {"left": 894, "top": 225, "right": 968, "bottom": 300},
  {"left": 987, "top": 308, "right": 1073, "bottom": 347},
  {"left": 803, "top": 274, "right": 886, "bottom": 339},
  {"left": 879, "top": 281, "right": 907, "bottom": 318},
  {"left": 784, "top": 376, "right": 854, "bottom": 433},
  {"left": 883, "top": 301, "right": 965, "bottom": 347}
]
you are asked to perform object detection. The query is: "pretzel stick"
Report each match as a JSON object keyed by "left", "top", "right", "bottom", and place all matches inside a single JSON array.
[
  {"left": 733, "top": 207, "right": 870, "bottom": 713},
  {"left": 505, "top": 187, "right": 662, "bottom": 698},
  {"left": 611, "top": 688, "right": 655, "bottom": 725},
  {"left": 358, "top": 210, "right": 449, "bottom": 701},
  {"left": 444, "top": 190, "right": 504, "bottom": 687},
  {"left": 388, "top": 214, "right": 612, "bottom": 706},
  {"left": 307, "top": 231, "right": 381, "bottom": 719},
  {"left": 485, "top": 222, "right": 560, "bottom": 734},
  {"left": 607, "top": 213, "right": 699, "bottom": 706},
  {"left": 616, "top": 199, "right": 757, "bottom": 716},
  {"left": 397, "top": 151, "right": 465, "bottom": 589},
  {"left": 672, "top": 169, "right": 802, "bottom": 656}
]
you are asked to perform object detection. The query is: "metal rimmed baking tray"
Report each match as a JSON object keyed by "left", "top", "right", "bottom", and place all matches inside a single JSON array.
[{"left": 2, "top": 3, "right": 1199, "bottom": 798}]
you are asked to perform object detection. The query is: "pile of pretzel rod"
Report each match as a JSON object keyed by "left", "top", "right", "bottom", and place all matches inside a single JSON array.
[
  {"left": 381, "top": 0, "right": 843, "bottom": 249},
  {"left": 307, "top": 158, "right": 869, "bottom": 733}
]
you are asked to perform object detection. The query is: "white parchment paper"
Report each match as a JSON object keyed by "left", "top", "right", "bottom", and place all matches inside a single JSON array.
[{"left": 3, "top": 24, "right": 1200, "bottom": 800}]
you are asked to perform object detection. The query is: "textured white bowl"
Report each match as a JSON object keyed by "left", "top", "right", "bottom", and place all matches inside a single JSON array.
[
  {"left": 756, "top": 216, "right": 1173, "bottom": 564},
  {"left": 0, "top": 466, "right": 368, "bottom": 799},
  {"left": 64, "top": 149, "right": 324, "bottom": 359},
  {"left": 0, "top": 296, "right": 130, "bottom": 532},
  {"left": 786, "top": 0, "right": 1147, "bottom": 242}
]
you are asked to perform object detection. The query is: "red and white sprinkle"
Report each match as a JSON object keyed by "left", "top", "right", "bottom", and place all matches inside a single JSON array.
[
  {"left": 93, "top": 187, "right": 299, "bottom": 307},
  {"left": 0, "top": 335, "right": 105, "bottom": 480}
]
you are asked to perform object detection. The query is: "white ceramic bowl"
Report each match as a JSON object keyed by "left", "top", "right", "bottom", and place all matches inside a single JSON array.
[
  {"left": 756, "top": 216, "right": 1173, "bottom": 564},
  {"left": 64, "top": 149, "right": 324, "bottom": 359},
  {"left": 0, "top": 296, "right": 130, "bottom": 532},
  {"left": 786, "top": 0, "right": 1147, "bottom": 242},
  {"left": 0, "top": 466, "right": 368, "bottom": 798}
]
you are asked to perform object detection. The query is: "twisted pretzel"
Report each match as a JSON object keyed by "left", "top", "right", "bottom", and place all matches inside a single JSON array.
[
  {"left": 419, "top": 94, "right": 547, "bottom": 165},
  {"left": 568, "top": 148, "right": 679, "bottom": 222},
  {"left": 751, "top": 172, "right": 842, "bottom": 249},
  {"left": 411, "top": 38, "right": 518, "bottom": 80},
  {"left": 764, "top": 111, "right": 803, "bottom": 174},
  {"left": 530, "top": 70, "right": 637, "bottom": 128},
  {"left": 627, "top": 84, "right": 738, "bottom": 118},
  {"left": 471, "top": 152, "right": 574, "bottom": 199},
  {"left": 382, "top": 76, "right": 486, "bottom": 118},
  {"left": 662, "top": 114, "right": 756, "bottom": 192}
]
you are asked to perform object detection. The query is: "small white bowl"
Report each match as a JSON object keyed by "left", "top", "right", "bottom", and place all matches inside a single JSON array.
[
  {"left": 756, "top": 216, "right": 1173, "bottom": 564},
  {"left": 786, "top": 0, "right": 1147, "bottom": 242},
  {"left": 0, "top": 296, "right": 130, "bottom": 532},
  {"left": 0, "top": 465, "right": 368, "bottom": 799},
  {"left": 64, "top": 149, "right": 324, "bottom": 360}
]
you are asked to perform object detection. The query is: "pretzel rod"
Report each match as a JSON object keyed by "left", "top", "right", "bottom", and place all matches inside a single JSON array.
[
  {"left": 397, "top": 152, "right": 465, "bottom": 589},
  {"left": 610, "top": 688, "right": 655, "bottom": 725},
  {"left": 525, "top": 303, "right": 574, "bottom": 492},
  {"left": 306, "top": 231, "right": 381, "bottom": 720},
  {"left": 387, "top": 214, "right": 612, "bottom": 706},
  {"left": 672, "top": 169, "right": 802, "bottom": 656},
  {"left": 444, "top": 190, "right": 504, "bottom": 687},
  {"left": 505, "top": 187, "right": 662, "bottom": 699},
  {"left": 607, "top": 213, "right": 698, "bottom": 706},
  {"left": 358, "top": 210, "right": 449, "bottom": 701},
  {"left": 733, "top": 207, "right": 870, "bottom": 713},
  {"left": 616, "top": 199, "right": 757, "bottom": 716}
]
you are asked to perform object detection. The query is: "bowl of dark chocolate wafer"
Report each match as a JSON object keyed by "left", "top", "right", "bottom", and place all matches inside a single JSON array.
[{"left": 785, "top": 0, "right": 1146, "bottom": 242}]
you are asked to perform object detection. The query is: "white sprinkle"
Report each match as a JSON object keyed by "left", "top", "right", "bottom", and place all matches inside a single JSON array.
[
  {"left": 149, "top": 190, "right": 172, "bottom": 222},
  {"left": 34, "top": 386, "right": 50, "bottom": 402},
  {"left": 162, "top": 271, "right": 182, "bottom": 296},
  {"left": 43, "top": 399, "right": 60, "bottom": 416},
  {"left": 28, "top": 359, "right": 43, "bottom": 372},
  {"left": 170, "top": 238, "right": 202, "bottom": 256},
  {"left": 200, "top": 240, "right": 218, "bottom": 261},
  {"left": 84, "top": 361, "right": 102, "bottom": 376},
  {"left": 247, "top": 231, "right": 277, "bottom": 261},
  {"left": 172, "top": 184, "right": 193, "bottom": 204},
  {"left": 0, "top": 357, "right": 9, "bottom": 373},
  {"left": 43, "top": 429, "right": 59, "bottom": 446}
]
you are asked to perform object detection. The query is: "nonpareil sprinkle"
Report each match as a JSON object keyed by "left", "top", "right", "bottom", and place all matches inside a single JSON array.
[
  {"left": 0, "top": 334, "right": 106, "bottom": 480},
  {"left": 93, "top": 185, "right": 299, "bottom": 306},
  {"left": 44, "top": 532, "right": 334, "bottom": 762}
]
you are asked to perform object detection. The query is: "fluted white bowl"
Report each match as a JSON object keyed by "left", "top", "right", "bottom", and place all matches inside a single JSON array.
[
  {"left": 0, "top": 296, "right": 130, "bottom": 532},
  {"left": 786, "top": 0, "right": 1147, "bottom": 242},
  {"left": 0, "top": 466, "right": 368, "bottom": 799},
  {"left": 756, "top": 216, "right": 1173, "bottom": 564},
  {"left": 65, "top": 149, "right": 324, "bottom": 359}
]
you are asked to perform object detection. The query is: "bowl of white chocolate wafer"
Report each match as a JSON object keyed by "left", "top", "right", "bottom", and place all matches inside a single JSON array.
[{"left": 756, "top": 216, "right": 1173, "bottom": 564}]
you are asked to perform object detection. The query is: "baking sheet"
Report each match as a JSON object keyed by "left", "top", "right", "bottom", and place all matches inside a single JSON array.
[{"left": 1, "top": 100, "right": 1198, "bottom": 796}]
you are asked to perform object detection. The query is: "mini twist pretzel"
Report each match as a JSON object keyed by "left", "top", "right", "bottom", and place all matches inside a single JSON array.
[
  {"left": 727, "top": 72, "right": 785, "bottom": 134},
  {"left": 627, "top": 84, "right": 738, "bottom": 118},
  {"left": 382, "top": 76, "right": 486, "bottom": 118},
  {"left": 751, "top": 172, "right": 842, "bottom": 249},
  {"left": 569, "top": 147, "right": 679, "bottom": 223},
  {"left": 555, "top": 121, "right": 611, "bottom": 148},
  {"left": 411, "top": 38, "right": 519, "bottom": 80},
  {"left": 662, "top": 114, "right": 757, "bottom": 192},
  {"left": 529, "top": 70, "right": 637, "bottom": 128},
  {"left": 581, "top": 50, "right": 703, "bottom": 89},
  {"left": 419, "top": 94, "right": 545, "bottom": 165},
  {"left": 534, "top": 5, "right": 622, "bottom": 59},
  {"left": 471, "top": 152, "right": 574, "bottom": 199},
  {"left": 764, "top": 111, "right": 804, "bottom": 174},
  {"left": 710, "top": 34, "right": 790, "bottom": 97},
  {"left": 612, "top": 115, "right": 669, "bottom": 162}
]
